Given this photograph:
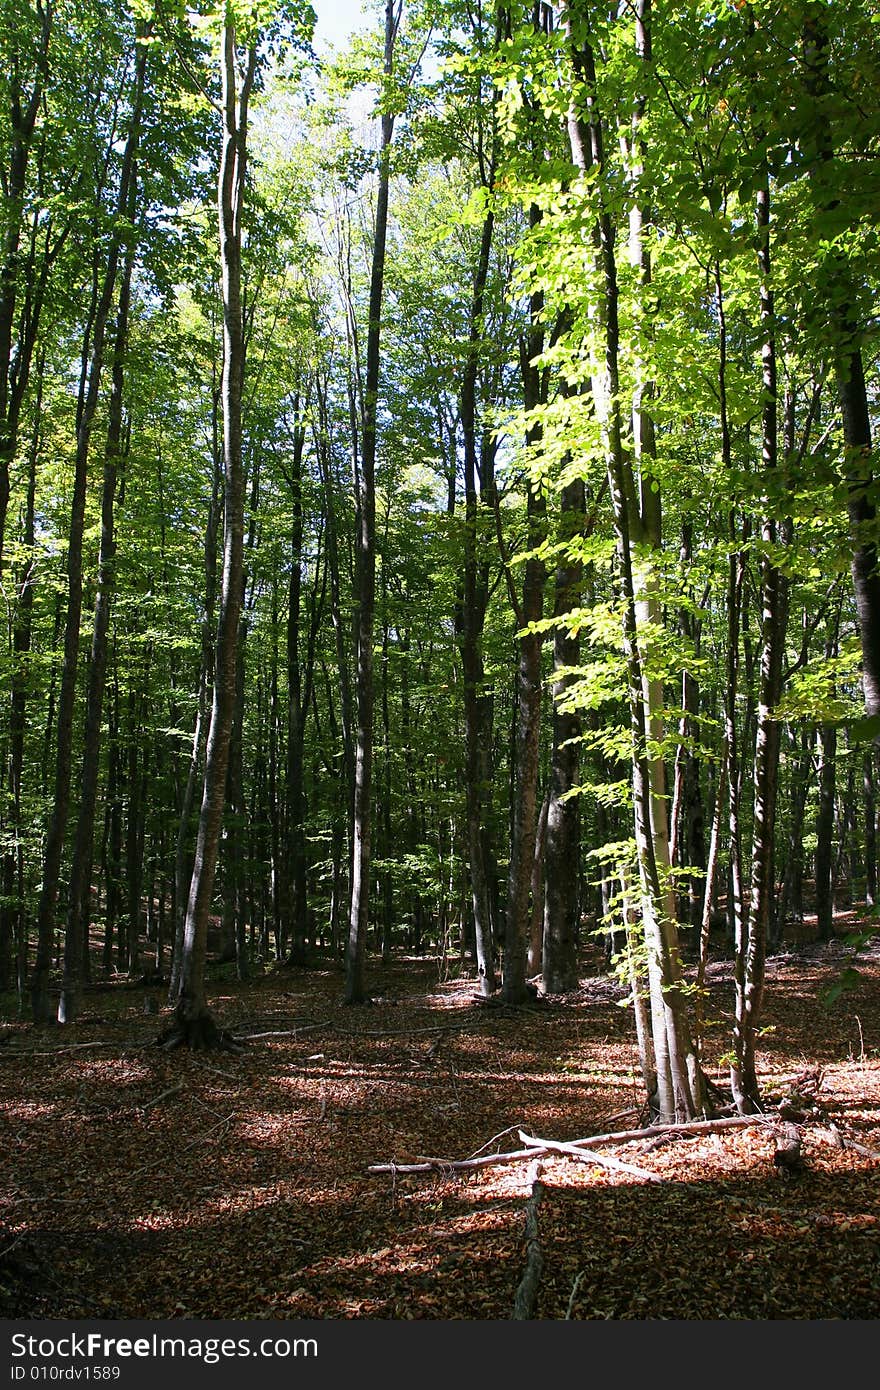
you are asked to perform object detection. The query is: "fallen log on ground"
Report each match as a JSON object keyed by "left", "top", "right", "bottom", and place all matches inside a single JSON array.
[{"left": 366, "top": 1114, "right": 767, "bottom": 1176}]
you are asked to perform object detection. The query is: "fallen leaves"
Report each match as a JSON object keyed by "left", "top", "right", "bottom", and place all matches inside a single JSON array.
[{"left": 1, "top": 943, "right": 879, "bottom": 1318}]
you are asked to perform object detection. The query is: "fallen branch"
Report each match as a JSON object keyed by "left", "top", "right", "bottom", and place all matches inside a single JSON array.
[
  {"left": 518, "top": 1131, "right": 662, "bottom": 1183},
  {"left": 332, "top": 1020, "right": 488, "bottom": 1040},
  {"left": 137, "top": 1082, "right": 185, "bottom": 1114},
  {"left": 816, "top": 1124, "right": 880, "bottom": 1162},
  {"left": 0, "top": 1041, "right": 142, "bottom": 1058},
  {"left": 512, "top": 1161, "right": 544, "bottom": 1319},
  {"left": 240, "top": 1023, "right": 331, "bottom": 1041},
  {"left": 367, "top": 1146, "right": 541, "bottom": 1176},
  {"left": 560, "top": 1114, "right": 770, "bottom": 1150},
  {"left": 565, "top": 1271, "right": 586, "bottom": 1320},
  {"left": 366, "top": 1114, "right": 769, "bottom": 1176}
]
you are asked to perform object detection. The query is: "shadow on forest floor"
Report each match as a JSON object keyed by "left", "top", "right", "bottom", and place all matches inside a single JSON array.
[{"left": 2, "top": 938, "right": 879, "bottom": 1319}]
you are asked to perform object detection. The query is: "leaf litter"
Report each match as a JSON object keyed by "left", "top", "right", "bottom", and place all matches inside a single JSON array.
[{"left": 1, "top": 940, "right": 879, "bottom": 1319}]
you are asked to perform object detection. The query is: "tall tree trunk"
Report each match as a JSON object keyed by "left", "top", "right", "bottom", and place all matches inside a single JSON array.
[
  {"left": 284, "top": 415, "right": 309, "bottom": 965},
  {"left": 167, "top": 24, "right": 254, "bottom": 1045},
  {"left": 0, "top": 0, "right": 52, "bottom": 573},
  {"left": 58, "top": 191, "right": 136, "bottom": 1021},
  {"left": 0, "top": 375, "right": 41, "bottom": 995},
  {"left": 501, "top": 244, "right": 546, "bottom": 1006},
  {"left": 815, "top": 615, "right": 841, "bottom": 943},
  {"left": 30, "top": 42, "right": 146, "bottom": 1022},
  {"left": 801, "top": 17, "right": 880, "bottom": 722},
  {"left": 731, "top": 162, "right": 785, "bottom": 1114},
  {"left": 170, "top": 443, "right": 221, "bottom": 998},
  {"left": 345, "top": 0, "right": 398, "bottom": 1004},
  {"left": 542, "top": 476, "right": 585, "bottom": 994},
  {"left": 459, "top": 199, "right": 499, "bottom": 996},
  {"left": 562, "top": 0, "right": 701, "bottom": 1119}
]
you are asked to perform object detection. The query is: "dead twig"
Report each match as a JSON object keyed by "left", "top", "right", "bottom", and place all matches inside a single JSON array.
[
  {"left": 137, "top": 1082, "right": 185, "bottom": 1114},
  {"left": 467, "top": 1124, "right": 523, "bottom": 1159},
  {"left": 367, "top": 1115, "right": 769, "bottom": 1177},
  {"left": 518, "top": 1131, "right": 662, "bottom": 1183},
  {"left": 565, "top": 1271, "right": 586, "bottom": 1320},
  {"left": 512, "top": 1161, "right": 544, "bottom": 1319},
  {"left": 0, "top": 1041, "right": 143, "bottom": 1058}
]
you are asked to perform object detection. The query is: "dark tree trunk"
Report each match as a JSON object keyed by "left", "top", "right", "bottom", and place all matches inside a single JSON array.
[
  {"left": 0, "top": 376, "right": 40, "bottom": 995},
  {"left": 864, "top": 751, "right": 877, "bottom": 908},
  {"left": 774, "top": 726, "right": 812, "bottom": 943},
  {"left": 0, "top": 0, "right": 52, "bottom": 573},
  {"left": 502, "top": 264, "right": 546, "bottom": 1006},
  {"left": 459, "top": 201, "right": 499, "bottom": 996},
  {"left": 30, "top": 43, "right": 146, "bottom": 1023},
  {"left": 58, "top": 197, "right": 136, "bottom": 1021},
  {"left": 801, "top": 17, "right": 880, "bottom": 722},
  {"left": 543, "top": 477, "right": 585, "bottom": 994},
  {"left": 284, "top": 416, "right": 309, "bottom": 966},
  {"left": 815, "top": 723, "right": 838, "bottom": 942}
]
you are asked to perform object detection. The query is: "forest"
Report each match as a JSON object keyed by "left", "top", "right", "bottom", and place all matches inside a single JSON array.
[{"left": 1, "top": 0, "right": 880, "bottom": 1323}]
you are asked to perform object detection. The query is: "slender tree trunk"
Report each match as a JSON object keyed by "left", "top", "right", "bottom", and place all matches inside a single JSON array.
[
  {"left": 58, "top": 196, "right": 136, "bottom": 1020},
  {"left": 801, "top": 17, "right": 880, "bottom": 722},
  {"left": 562, "top": 1, "right": 701, "bottom": 1118},
  {"left": 502, "top": 264, "right": 546, "bottom": 1005},
  {"left": 542, "top": 477, "right": 585, "bottom": 994},
  {"left": 731, "top": 163, "right": 785, "bottom": 1114},
  {"left": 168, "top": 25, "right": 254, "bottom": 1044},
  {"left": 459, "top": 198, "right": 499, "bottom": 997},
  {"left": 0, "top": 375, "right": 41, "bottom": 993},
  {"left": 0, "top": 0, "right": 52, "bottom": 573},
  {"left": 30, "top": 43, "right": 146, "bottom": 1022},
  {"left": 345, "top": 0, "right": 398, "bottom": 1004},
  {"left": 774, "top": 725, "right": 812, "bottom": 943},
  {"left": 284, "top": 416, "right": 309, "bottom": 965},
  {"left": 815, "top": 620, "right": 840, "bottom": 942},
  {"left": 864, "top": 751, "right": 877, "bottom": 908}
]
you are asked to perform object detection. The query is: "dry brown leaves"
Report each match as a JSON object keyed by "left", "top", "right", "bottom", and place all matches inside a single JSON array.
[{"left": 1, "top": 939, "right": 879, "bottom": 1319}]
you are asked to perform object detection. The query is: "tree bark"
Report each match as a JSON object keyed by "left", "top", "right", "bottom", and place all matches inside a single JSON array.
[
  {"left": 345, "top": 0, "right": 398, "bottom": 1004},
  {"left": 168, "top": 24, "right": 254, "bottom": 1044},
  {"left": 731, "top": 165, "right": 785, "bottom": 1114},
  {"left": 58, "top": 183, "right": 137, "bottom": 1021},
  {"left": 30, "top": 39, "right": 146, "bottom": 1022},
  {"left": 542, "top": 476, "right": 585, "bottom": 994}
]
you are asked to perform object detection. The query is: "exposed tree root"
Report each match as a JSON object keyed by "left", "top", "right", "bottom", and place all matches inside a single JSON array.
[{"left": 156, "top": 1011, "right": 244, "bottom": 1053}]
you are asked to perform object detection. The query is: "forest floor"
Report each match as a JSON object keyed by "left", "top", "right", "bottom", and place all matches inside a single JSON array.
[{"left": 2, "top": 928, "right": 880, "bottom": 1320}]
